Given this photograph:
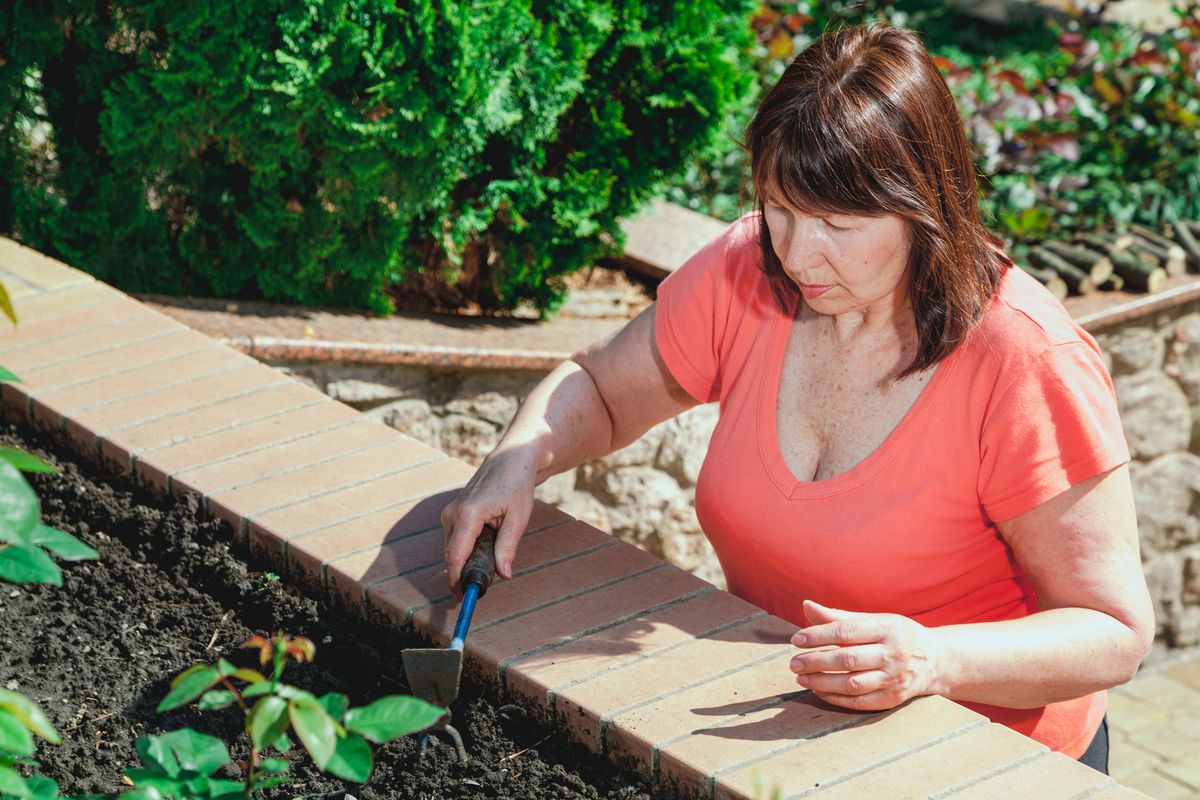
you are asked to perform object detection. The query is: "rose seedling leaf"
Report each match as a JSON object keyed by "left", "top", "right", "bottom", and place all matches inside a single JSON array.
[
  {"left": 0, "top": 463, "right": 38, "bottom": 545},
  {"left": 0, "top": 764, "right": 29, "bottom": 797},
  {"left": 0, "top": 448, "right": 55, "bottom": 475},
  {"left": 143, "top": 729, "right": 230, "bottom": 775},
  {"left": 323, "top": 732, "right": 373, "bottom": 783},
  {"left": 197, "top": 689, "right": 237, "bottom": 711},
  {"left": 21, "top": 775, "right": 59, "bottom": 800},
  {"left": 0, "top": 365, "right": 18, "bottom": 383},
  {"left": 289, "top": 699, "right": 337, "bottom": 769},
  {"left": 157, "top": 666, "right": 220, "bottom": 712},
  {"left": 0, "top": 545, "right": 61, "bottom": 585},
  {"left": 0, "top": 689, "right": 60, "bottom": 743},
  {"left": 248, "top": 696, "right": 289, "bottom": 751},
  {"left": 0, "top": 711, "right": 34, "bottom": 756},
  {"left": 259, "top": 757, "right": 290, "bottom": 774},
  {"left": 248, "top": 776, "right": 291, "bottom": 793},
  {"left": 272, "top": 733, "right": 291, "bottom": 752},
  {"left": 344, "top": 695, "right": 446, "bottom": 742},
  {"left": 317, "top": 692, "right": 349, "bottom": 722},
  {"left": 122, "top": 786, "right": 166, "bottom": 800},
  {"left": 215, "top": 658, "right": 237, "bottom": 677},
  {"left": 275, "top": 684, "right": 317, "bottom": 704},
  {"left": 230, "top": 668, "right": 266, "bottom": 684},
  {"left": 242, "top": 681, "right": 274, "bottom": 699},
  {"left": 30, "top": 525, "right": 98, "bottom": 561}
]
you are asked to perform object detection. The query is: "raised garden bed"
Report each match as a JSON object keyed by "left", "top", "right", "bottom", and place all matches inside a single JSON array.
[{"left": 0, "top": 420, "right": 653, "bottom": 800}]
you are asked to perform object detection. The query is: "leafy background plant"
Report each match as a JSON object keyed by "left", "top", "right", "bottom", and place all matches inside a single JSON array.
[
  {"left": 662, "top": 0, "right": 1200, "bottom": 259},
  {"left": 0, "top": 0, "right": 758, "bottom": 317}
]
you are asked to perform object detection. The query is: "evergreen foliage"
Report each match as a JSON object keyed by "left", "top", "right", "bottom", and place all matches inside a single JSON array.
[{"left": 0, "top": 1, "right": 757, "bottom": 315}]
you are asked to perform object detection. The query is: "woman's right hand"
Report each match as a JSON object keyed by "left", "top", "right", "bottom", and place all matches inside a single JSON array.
[{"left": 440, "top": 442, "right": 540, "bottom": 597}]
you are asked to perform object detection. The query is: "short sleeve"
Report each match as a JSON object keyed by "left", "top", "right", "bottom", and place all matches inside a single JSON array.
[
  {"left": 978, "top": 341, "right": 1130, "bottom": 522},
  {"left": 653, "top": 221, "right": 737, "bottom": 404}
]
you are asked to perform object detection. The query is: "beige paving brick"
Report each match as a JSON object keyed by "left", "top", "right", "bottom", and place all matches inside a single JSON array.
[
  {"left": 1160, "top": 746, "right": 1200, "bottom": 790},
  {"left": 134, "top": 400, "right": 363, "bottom": 492},
  {"left": 1128, "top": 721, "right": 1200, "bottom": 762},
  {"left": 11, "top": 281, "right": 135, "bottom": 326},
  {"left": 63, "top": 364, "right": 285, "bottom": 453},
  {"left": 2, "top": 311, "right": 181, "bottom": 374},
  {"left": 204, "top": 433, "right": 423, "bottom": 530},
  {"left": 504, "top": 591, "right": 765, "bottom": 722},
  {"left": 1131, "top": 674, "right": 1200, "bottom": 711},
  {"left": 556, "top": 615, "right": 797, "bottom": 754},
  {"left": 0, "top": 297, "right": 138, "bottom": 356},
  {"left": 942, "top": 751, "right": 1111, "bottom": 799},
  {"left": 466, "top": 565, "right": 713, "bottom": 683},
  {"left": 1088, "top": 786, "right": 1163, "bottom": 800},
  {"left": 309, "top": 502, "right": 572, "bottom": 605},
  {"left": 173, "top": 417, "right": 381, "bottom": 495},
  {"left": 19, "top": 330, "right": 213, "bottom": 415},
  {"left": 1166, "top": 657, "right": 1200, "bottom": 691},
  {"left": 1111, "top": 737, "right": 1164, "bottom": 781},
  {"left": 407, "top": 536, "right": 663, "bottom": 649},
  {"left": 31, "top": 345, "right": 256, "bottom": 424},
  {"left": 1110, "top": 689, "right": 1172, "bottom": 736},
  {"left": 247, "top": 455, "right": 473, "bottom": 563},
  {"left": 1120, "top": 768, "right": 1195, "bottom": 800},
  {"left": 0, "top": 237, "right": 95, "bottom": 290},
  {"left": 100, "top": 382, "right": 327, "bottom": 470},
  {"left": 800, "top": 722, "right": 1044, "bottom": 800},
  {"left": 1, "top": 277, "right": 40, "bottom": 299}
]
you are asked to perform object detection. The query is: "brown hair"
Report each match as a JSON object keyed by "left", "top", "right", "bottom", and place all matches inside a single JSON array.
[{"left": 743, "top": 23, "right": 1008, "bottom": 379}]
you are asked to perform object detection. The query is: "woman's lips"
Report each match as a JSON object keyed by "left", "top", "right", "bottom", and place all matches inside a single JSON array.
[{"left": 798, "top": 283, "right": 836, "bottom": 298}]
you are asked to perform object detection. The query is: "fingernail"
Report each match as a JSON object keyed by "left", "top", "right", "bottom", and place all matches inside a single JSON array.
[
  {"left": 795, "top": 675, "right": 810, "bottom": 687},
  {"left": 792, "top": 633, "right": 807, "bottom": 646}
]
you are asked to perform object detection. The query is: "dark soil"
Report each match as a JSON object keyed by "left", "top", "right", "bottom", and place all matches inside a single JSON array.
[{"left": 0, "top": 421, "right": 655, "bottom": 800}]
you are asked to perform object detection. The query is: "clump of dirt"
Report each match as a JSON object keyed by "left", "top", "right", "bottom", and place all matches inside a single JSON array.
[{"left": 0, "top": 422, "right": 653, "bottom": 800}]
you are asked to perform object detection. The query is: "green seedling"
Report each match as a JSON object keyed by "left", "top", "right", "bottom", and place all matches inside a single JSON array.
[{"left": 126, "top": 631, "right": 445, "bottom": 797}]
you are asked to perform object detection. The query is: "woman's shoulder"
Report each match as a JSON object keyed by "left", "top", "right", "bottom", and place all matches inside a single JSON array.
[{"left": 965, "top": 263, "right": 1102, "bottom": 367}]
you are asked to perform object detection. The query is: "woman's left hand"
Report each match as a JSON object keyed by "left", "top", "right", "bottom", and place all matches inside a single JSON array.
[{"left": 790, "top": 600, "right": 945, "bottom": 711}]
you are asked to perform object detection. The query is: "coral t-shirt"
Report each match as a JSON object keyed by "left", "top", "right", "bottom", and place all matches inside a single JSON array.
[{"left": 654, "top": 211, "right": 1130, "bottom": 757}]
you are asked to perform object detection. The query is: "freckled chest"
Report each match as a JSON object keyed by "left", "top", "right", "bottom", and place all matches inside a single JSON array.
[{"left": 776, "top": 316, "right": 935, "bottom": 483}]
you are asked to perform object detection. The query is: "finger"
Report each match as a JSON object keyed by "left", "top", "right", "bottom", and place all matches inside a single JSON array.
[
  {"left": 802, "top": 599, "right": 870, "bottom": 625},
  {"left": 794, "top": 618, "right": 888, "bottom": 648},
  {"left": 794, "top": 669, "right": 889, "bottom": 697},
  {"left": 807, "top": 687, "right": 907, "bottom": 712},
  {"left": 444, "top": 511, "right": 486, "bottom": 596},
  {"left": 493, "top": 502, "right": 531, "bottom": 580},
  {"left": 791, "top": 644, "right": 887, "bottom": 676}
]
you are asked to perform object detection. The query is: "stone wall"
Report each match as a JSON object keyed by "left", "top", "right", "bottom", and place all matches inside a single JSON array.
[
  {"left": 1095, "top": 307, "right": 1200, "bottom": 656},
  {"left": 270, "top": 307, "right": 1200, "bottom": 656}
]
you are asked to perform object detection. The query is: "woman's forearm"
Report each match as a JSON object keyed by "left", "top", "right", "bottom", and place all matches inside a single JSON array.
[
  {"left": 491, "top": 358, "right": 616, "bottom": 484},
  {"left": 930, "top": 607, "right": 1149, "bottom": 708}
]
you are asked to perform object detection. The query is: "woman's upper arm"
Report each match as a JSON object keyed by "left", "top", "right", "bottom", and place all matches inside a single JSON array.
[
  {"left": 571, "top": 302, "right": 701, "bottom": 451},
  {"left": 996, "top": 464, "right": 1154, "bottom": 645}
]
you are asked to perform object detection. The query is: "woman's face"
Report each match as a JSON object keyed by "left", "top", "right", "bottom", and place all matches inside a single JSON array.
[{"left": 762, "top": 200, "right": 913, "bottom": 318}]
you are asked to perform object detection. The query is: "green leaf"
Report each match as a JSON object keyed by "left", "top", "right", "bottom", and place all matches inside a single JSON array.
[
  {"left": 242, "top": 681, "right": 274, "bottom": 699},
  {"left": 0, "top": 281, "right": 15, "bottom": 327},
  {"left": 0, "top": 366, "right": 18, "bottom": 383},
  {"left": 0, "top": 690, "right": 59, "bottom": 743},
  {"left": 137, "top": 730, "right": 230, "bottom": 776},
  {"left": 0, "top": 546, "right": 61, "bottom": 585},
  {"left": 0, "top": 712, "right": 34, "bottom": 756},
  {"left": 20, "top": 776, "right": 59, "bottom": 800},
  {"left": 122, "top": 786, "right": 166, "bottom": 800},
  {"left": 0, "top": 765, "right": 29, "bottom": 798},
  {"left": 344, "top": 695, "right": 445, "bottom": 743},
  {"left": 323, "top": 732, "right": 373, "bottom": 783},
  {"left": 0, "top": 463, "right": 39, "bottom": 547},
  {"left": 259, "top": 757, "right": 290, "bottom": 775},
  {"left": 0, "top": 449, "right": 54, "bottom": 475},
  {"left": 248, "top": 776, "right": 291, "bottom": 793},
  {"left": 289, "top": 699, "right": 337, "bottom": 769},
  {"left": 274, "top": 684, "right": 317, "bottom": 704},
  {"left": 197, "top": 690, "right": 237, "bottom": 711},
  {"left": 157, "top": 666, "right": 220, "bottom": 712},
  {"left": 247, "top": 696, "right": 289, "bottom": 751},
  {"left": 317, "top": 692, "right": 349, "bottom": 722},
  {"left": 230, "top": 668, "right": 265, "bottom": 684},
  {"left": 215, "top": 659, "right": 237, "bottom": 678},
  {"left": 30, "top": 525, "right": 98, "bottom": 561},
  {"left": 272, "top": 733, "right": 290, "bottom": 753}
]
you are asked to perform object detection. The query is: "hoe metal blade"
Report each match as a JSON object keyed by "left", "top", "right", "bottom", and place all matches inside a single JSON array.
[{"left": 402, "top": 647, "right": 465, "bottom": 708}]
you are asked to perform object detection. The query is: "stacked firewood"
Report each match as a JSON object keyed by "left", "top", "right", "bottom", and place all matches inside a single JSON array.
[{"left": 1019, "top": 221, "right": 1200, "bottom": 300}]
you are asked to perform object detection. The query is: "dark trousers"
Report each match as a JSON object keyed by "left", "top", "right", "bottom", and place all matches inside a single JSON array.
[{"left": 1077, "top": 716, "right": 1109, "bottom": 775}]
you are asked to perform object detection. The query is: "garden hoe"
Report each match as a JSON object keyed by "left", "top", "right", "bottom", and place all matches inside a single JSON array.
[{"left": 402, "top": 524, "right": 498, "bottom": 761}]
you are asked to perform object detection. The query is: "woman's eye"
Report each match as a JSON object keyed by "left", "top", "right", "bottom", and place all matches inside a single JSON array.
[{"left": 823, "top": 218, "right": 852, "bottom": 231}]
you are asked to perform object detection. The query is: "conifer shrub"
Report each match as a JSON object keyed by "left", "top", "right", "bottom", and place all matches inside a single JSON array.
[{"left": 0, "top": 1, "right": 757, "bottom": 315}]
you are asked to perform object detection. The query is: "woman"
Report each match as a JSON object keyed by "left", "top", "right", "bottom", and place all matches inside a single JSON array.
[{"left": 440, "top": 24, "right": 1154, "bottom": 772}]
